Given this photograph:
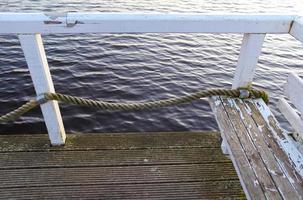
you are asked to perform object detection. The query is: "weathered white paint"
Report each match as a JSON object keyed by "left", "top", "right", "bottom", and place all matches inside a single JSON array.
[
  {"left": 210, "top": 97, "right": 230, "bottom": 155},
  {"left": 278, "top": 98, "right": 303, "bottom": 140},
  {"left": 19, "top": 34, "right": 66, "bottom": 145},
  {"left": 254, "top": 98, "right": 303, "bottom": 177},
  {"left": 284, "top": 72, "right": 303, "bottom": 115},
  {"left": 232, "top": 34, "right": 265, "bottom": 88},
  {"left": 290, "top": 17, "right": 303, "bottom": 43},
  {"left": 0, "top": 13, "right": 295, "bottom": 34},
  {"left": 221, "top": 139, "right": 229, "bottom": 155},
  {"left": 209, "top": 96, "right": 256, "bottom": 200}
]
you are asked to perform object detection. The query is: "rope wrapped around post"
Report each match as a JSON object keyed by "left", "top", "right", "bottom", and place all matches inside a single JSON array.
[{"left": 0, "top": 87, "right": 269, "bottom": 123}]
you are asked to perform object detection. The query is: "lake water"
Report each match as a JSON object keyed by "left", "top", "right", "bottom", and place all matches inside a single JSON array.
[{"left": 1, "top": 0, "right": 303, "bottom": 134}]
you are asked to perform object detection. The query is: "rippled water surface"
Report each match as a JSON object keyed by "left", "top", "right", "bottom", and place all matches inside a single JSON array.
[{"left": 1, "top": 0, "right": 303, "bottom": 134}]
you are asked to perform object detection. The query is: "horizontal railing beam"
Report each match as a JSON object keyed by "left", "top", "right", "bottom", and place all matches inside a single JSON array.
[{"left": 0, "top": 13, "right": 295, "bottom": 34}]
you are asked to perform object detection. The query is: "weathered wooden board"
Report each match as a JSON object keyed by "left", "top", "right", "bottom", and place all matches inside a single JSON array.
[
  {"left": 0, "top": 148, "right": 229, "bottom": 169},
  {"left": 210, "top": 97, "right": 303, "bottom": 200},
  {"left": 0, "top": 163, "right": 237, "bottom": 188},
  {"left": 210, "top": 97, "right": 266, "bottom": 200},
  {"left": 236, "top": 99, "right": 302, "bottom": 198},
  {"left": 222, "top": 99, "right": 282, "bottom": 199},
  {"left": 0, "top": 131, "right": 220, "bottom": 152},
  {"left": 253, "top": 99, "right": 303, "bottom": 177},
  {"left": 249, "top": 99, "right": 303, "bottom": 197},
  {"left": 0, "top": 181, "right": 242, "bottom": 200},
  {"left": 0, "top": 131, "right": 243, "bottom": 199}
]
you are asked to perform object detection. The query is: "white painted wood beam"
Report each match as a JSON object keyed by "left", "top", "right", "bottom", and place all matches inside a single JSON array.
[
  {"left": 232, "top": 33, "right": 265, "bottom": 89},
  {"left": 0, "top": 13, "right": 295, "bottom": 34},
  {"left": 284, "top": 72, "right": 303, "bottom": 114},
  {"left": 278, "top": 98, "right": 303, "bottom": 140},
  {"left": 290, "top": 16, "right": 303, "bottom": 43},
  {"left": 19, "top": 34, "right": 66, "bottom": 145}
]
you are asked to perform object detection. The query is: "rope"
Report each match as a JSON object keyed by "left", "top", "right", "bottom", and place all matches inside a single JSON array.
[
  {"left": 0, "top": 87, "right": 269, "bottom": 123},
  {"left": 0, "top": 100, "right": 39, "bottom": 122}
]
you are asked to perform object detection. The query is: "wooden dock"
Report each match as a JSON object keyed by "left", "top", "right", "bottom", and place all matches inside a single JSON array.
[
  {"left": 0, "top": 131, "right": 243, "bottom": 199},
  {"left": 2, "top": 12, "right": 303, "bottom": 199}
]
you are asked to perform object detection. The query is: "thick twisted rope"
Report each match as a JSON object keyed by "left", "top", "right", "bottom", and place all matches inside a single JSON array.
[
  {"left": 0, "top": 88, "right": 269, "bottom": 123},
  {"left": 0, "top": 100, "right": 39, "bottom": 122}
]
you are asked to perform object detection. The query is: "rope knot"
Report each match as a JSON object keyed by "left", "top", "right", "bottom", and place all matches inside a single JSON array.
[
  {"left": 238, "top": 89, "right": 250, "bottom": 99},
  {"left": 36, "top": 93, "right": 48, "bottom": 105},
  {"left": 236, "top": 86, "right": 269, "bottom": 105}
]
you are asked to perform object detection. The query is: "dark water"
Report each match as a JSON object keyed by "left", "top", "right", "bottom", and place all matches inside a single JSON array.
[{"left": 1, "top": 0, "right": 303, "bottom": 134}]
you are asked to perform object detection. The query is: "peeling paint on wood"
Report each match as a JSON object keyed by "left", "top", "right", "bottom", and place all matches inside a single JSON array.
[{"left": 210, "top": 97, "right": 303, "bottom": 199}]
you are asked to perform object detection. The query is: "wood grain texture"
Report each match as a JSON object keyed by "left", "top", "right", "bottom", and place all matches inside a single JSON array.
[
  {"left": 250, "top": 100, "right": 303, "bottom": 195},
  {"left": 0, "top": 131, "right": 220, "bottom": 152},
  {"left": 209, "top": 97, "right": 266, "bottom": 200},
  {"left": 210, "top": 97, "right": 303, "bottom": 200},
  {"left": 0, "top": 131, "right": 243, "bottom": 199},
  {"left": 0, "top": 148, "right": 229, "bottom": 169},
  {"left": 236, "top": 99, "right": 301, "bottom": 198},
  {"left": 0, "top": 163, "right": 238, "bottom": 188},
  {"left": 0, "top": 181, "right": 242, "bottom": 200},
  {"left": 222, "top": 99, "right": 280, "bottom": 199}
]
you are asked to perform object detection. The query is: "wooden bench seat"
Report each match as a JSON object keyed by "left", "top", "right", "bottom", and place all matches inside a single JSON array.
[{"left": 210, "top": 97, "right": 303, "bottom": 200}]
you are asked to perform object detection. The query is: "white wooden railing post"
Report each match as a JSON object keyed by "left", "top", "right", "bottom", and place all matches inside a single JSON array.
[
  {"left": 19, "top": 34, "right": 66, "bottom": 145},
  {"left": 232, "top": 33, "right": 265, "bottom": 89},
  {"left": 223, "top": 33, "right": 265, "bottom": 155}
]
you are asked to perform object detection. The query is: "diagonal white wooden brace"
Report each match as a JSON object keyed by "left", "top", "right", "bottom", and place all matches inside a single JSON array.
[{"left": 19, "top": 34, "right": 66, "bottom": 145}]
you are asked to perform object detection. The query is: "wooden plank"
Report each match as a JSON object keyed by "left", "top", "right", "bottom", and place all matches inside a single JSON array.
[
  {"left": 0, "top": 181, "right": 243, "bottom": 200},
  {"left": 0, "top": 163, "right": 238, "bottom": 189},
  {"left": 0, "top": 148, "right": 229, "bottom": 169},
  {"left": 232, "top": 33, "right": 265, "bottom": 88},
  {"left": 290, "top": 16, "right": 303, "bottom": 44},
  {"left": 234, "top": 99, "right": 302, "bottom": 199},
  {"left": 0, "top": 132, "right": 221, "bottom": 152},
  {"left": 251, "top": 99, "right": 303, "bottom": 181},
  {"left": 209, "top": 97, "right": 266, "bottom": 200},
  {"left": 247, "top": 100, "right": 303, "bottom": 196},
  {"left": 221, "top": 98, "right": 281, "bottom": 199},
  {"left": 0, "top": 131, "right": 242, "bottom": 199},
  {"left": 18, "top": 34, "right": 66, "bottom": 145},
  {"left": 278, "top": 97, "right": 303, "bottom": 140},
  {"left": 0, "top": 13, "right": 294, "bottom": 34},
  {"left": 284, "top": 72, "right": 303, "bottom": 115}
]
